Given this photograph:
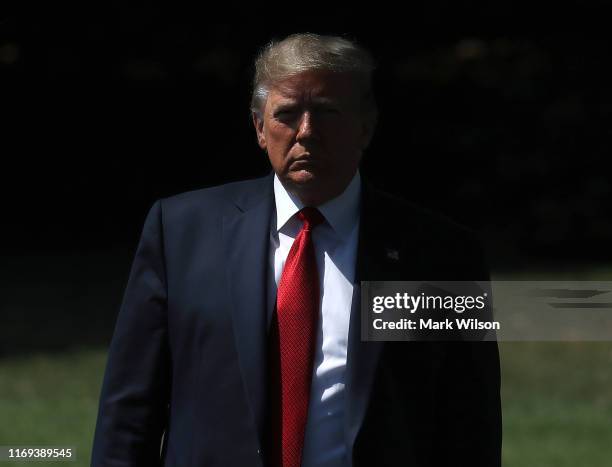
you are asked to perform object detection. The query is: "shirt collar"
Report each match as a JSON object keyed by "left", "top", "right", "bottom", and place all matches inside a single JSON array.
[{"left": 273, "top": 170, "right": 361, "bottom": 239}]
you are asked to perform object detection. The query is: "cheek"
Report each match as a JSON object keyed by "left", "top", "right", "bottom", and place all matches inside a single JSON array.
[
  {"left": 325, "top": 123, "right": 362, "bottom": 153},
  {"left": 266, "top": 123, "right": 294, "bottom": 148},
  {"left": 265, "top": 125, "right": 296, "bottom": 166}
]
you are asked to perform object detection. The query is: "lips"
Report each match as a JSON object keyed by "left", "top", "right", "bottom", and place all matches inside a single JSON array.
[
  {"left": 292, "top": 153, "right": 321, "bottom": 163},
  {"left": 290, "top": 159, "right": 319, "bottom": 170}
]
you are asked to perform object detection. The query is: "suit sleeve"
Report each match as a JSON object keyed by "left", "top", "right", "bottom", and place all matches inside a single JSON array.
[
  {"left": 91, "top": 200, "right": 171, "bottom": 467},
  {"left": 434, "top": 236, "right": 502, "bottom": 467}
]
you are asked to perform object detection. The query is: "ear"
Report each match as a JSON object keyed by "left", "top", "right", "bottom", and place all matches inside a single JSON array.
[{"left": 252, "top": 111, "right": 267, "bottom": 151}]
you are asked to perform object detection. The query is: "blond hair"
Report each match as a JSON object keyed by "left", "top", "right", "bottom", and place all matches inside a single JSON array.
[{"left": 251, "top": 33, "right": 376, "bottom": 116}]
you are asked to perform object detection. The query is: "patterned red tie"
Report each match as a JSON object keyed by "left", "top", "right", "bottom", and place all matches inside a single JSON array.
[{"left": 270, "top": 207, "right": 324, "bottom": 467}]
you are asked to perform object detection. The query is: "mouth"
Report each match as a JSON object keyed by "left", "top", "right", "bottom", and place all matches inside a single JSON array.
[
  {"left": 290, "top": 155, "right": 321, "bottom": 169},
  {"left": 288, "top": 158, "right": 320, "bottom": 184},
  {"left": 291, "top": 158, "right": 316, "bottom": 166}
]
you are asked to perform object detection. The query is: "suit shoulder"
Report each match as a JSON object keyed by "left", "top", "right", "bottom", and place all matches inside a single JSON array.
[
  {"left": 367, "top": 185, "right": 489, "bottom": 279},
  {"left": 367, "top": 185, "right": 478, "bottom": 240},
  {"left": 156, "top": 174, "right": 272, "bottom": 217}
]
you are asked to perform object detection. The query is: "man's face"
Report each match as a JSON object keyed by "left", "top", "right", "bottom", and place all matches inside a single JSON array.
[{"left": 253, "top": 70, "right": 374, "bottom": 206}]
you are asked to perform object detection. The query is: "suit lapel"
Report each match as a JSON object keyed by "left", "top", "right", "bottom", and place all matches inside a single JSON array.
[
  {"left": 222, "top": 174, "right": 274, "bottom": 449},
  {"left": 344, "top": 180, "right": 415, "bottom": 464}
]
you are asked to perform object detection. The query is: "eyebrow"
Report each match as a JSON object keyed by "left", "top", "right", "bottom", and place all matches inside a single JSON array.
[
  {"left": 273, "top": 103, "right": 299, "bottom": 114},
  {"left": 274, "top": 97, "right": 339, "bottom": 109},
  {"left": 274, "top": 100, "right": 298, "bottom": 107}
]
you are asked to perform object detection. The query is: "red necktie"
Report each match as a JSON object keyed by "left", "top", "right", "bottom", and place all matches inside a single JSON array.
[{"left": 269, "top": 207, "right": 324, "bottom": 467}]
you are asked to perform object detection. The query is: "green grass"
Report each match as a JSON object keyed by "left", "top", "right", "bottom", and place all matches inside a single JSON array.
[
  {"left": 494, "top": 267, "right": 612, "bottom": 465},
  {"left": 0, "top": 349, "right": 106, "bottom": 467},
  {"left": 1, "top": 343, "right": 611, "bottom": 466},
  {"left": 500, "top": 342, "right": 612, "bottom": 466}
]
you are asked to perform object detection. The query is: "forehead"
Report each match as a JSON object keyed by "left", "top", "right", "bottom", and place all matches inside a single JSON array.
[{"left": 268, "top": 70, "right": 360, "bottom": 103}]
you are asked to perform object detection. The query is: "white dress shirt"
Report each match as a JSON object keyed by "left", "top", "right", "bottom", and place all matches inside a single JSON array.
[{"left": 269, "top": 171, "right": 361, "bottom": 467}]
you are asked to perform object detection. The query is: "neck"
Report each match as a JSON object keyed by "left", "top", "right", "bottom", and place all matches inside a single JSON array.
[{"left": 285, "top": 172, "right": 359, "bottom": 207}]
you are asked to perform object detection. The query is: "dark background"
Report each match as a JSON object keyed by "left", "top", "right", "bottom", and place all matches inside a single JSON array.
[{"left": 2, "top": 5, "right": 611, "bottom": 354}]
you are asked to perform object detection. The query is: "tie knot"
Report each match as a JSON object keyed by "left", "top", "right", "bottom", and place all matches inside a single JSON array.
[{"left": 297, "top": 207, "right": 324, "bottom": 230}]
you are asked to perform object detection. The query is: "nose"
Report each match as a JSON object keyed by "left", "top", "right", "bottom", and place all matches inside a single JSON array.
[{"left": 296, "top": 111, "right": 317, "bottom": 142}]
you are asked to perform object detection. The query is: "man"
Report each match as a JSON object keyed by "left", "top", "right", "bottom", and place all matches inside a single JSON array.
[{"left": 92, "top": 33, "right": 501, "bottom": 467}]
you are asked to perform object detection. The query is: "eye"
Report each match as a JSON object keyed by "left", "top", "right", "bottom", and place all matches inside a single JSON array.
[{"left": 274, "top": 108, "right": 298, "bottom": 122}]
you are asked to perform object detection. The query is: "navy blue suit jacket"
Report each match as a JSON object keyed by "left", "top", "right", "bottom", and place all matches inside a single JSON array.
[{"left": 91, "top": 173, "right": 501, "bottom": 467}]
